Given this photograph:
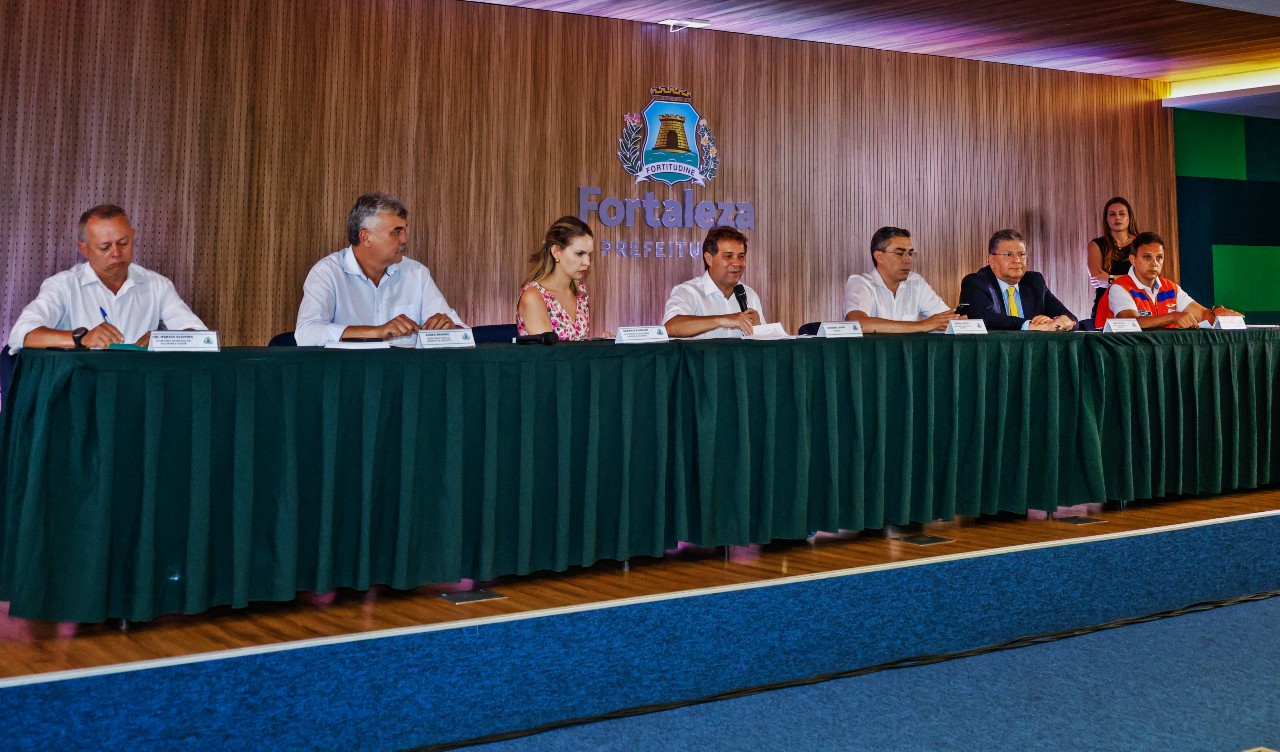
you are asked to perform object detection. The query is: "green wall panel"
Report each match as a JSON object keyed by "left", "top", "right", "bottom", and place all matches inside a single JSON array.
[
  {"left": 1245, "top": 117, "right": 1280, "bottom": 182},
  {"left": 1175, "top": 109, "right": 1247, "bottom": 180},
  {"left": 1212, "top": 245, "right": 1280, "bottom": 311}
]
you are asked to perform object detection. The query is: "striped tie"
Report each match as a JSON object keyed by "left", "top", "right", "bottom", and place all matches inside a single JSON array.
[{"left": 1006, "top": 286, "right": 1020, "bottom": 317}]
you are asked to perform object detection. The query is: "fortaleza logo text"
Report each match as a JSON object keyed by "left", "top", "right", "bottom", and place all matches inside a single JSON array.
[{"left": 577, "top": 86, "right": 754, "bottom": 260}]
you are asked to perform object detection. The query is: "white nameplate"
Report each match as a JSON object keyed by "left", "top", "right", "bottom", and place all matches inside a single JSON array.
[
  {"left": 148, "top": 331, "right": 220, "bottom": 352},
  {"left": 326, "top": 340, "right": 390, "bottom": 350},
  {"left": 615, "top": 326, "right": 670, "bottom": 344},
  {"left": 944, "top": 319, "right": 988, "bottom": 335},
  {"left": 1102, "top": 318, "right": 1142, "bottom": 333},
  {"left": 417, "top": 329, "right": 476, "bottom": 349},
  {"left": 816, "top": 321, "right": 863, "bottom": 338},
  {"left": 744, "top": 322, "right": 792, "bottom": 340},
  {"left": 1214, "top": 315, "right": 1246, "bottom": 330}
]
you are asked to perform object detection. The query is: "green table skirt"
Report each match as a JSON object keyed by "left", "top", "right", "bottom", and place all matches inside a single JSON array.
[{"left": 1, "top": 330, "right": 1277, "bottom": 622}]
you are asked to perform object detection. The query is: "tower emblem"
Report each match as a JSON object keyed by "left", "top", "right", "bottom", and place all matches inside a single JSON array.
[{"left": 618, "top": 86, "right": 718, "bottom": 186}]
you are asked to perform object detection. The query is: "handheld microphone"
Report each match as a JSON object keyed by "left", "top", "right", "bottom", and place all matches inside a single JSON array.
[
  {"left": 514, "top": 331, "right": 559, "bottom": 345},
  {"left": 733, "top": 284, "right": 748, "bottom": 312}
]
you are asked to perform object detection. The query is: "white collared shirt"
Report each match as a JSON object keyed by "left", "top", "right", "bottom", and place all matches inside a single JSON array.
[
  {"left": 6, "top": 263, "right": 205, "bottom": 351},
  {"left": 842, "top": 269, "right": 949, "bottom": 321},
  {"left": 662, "top": 271, "right": 765, "bottom": 340},
  {"left": 295, "top": 247, "right": 464, "bottom": 347},
  {"left": 1106, "top": 269, "right": 1194, "bottom": 318}
]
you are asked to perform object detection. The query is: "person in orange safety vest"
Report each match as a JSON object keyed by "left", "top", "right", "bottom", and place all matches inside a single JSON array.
[{"left": 1094, "top": 232, "right": 1242, "bottom": 330}]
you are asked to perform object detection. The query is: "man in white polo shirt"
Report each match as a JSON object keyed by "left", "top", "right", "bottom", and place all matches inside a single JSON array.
[
  {"left": 295, "top": 193, "right": 464, "bottom": 346},
  {"left": 7, "top": 204, "right": 206, "bottom": 351},
  {"left": 663, "top": 226, "right": 764, "bottom": 339},
  {"left": 843, "top": 226, "right": 960, "bottom": 333}
]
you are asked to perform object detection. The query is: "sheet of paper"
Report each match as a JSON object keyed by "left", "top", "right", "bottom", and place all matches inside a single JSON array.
[{"left": 744, "top": 322, "right": 792, "bottom": 340}]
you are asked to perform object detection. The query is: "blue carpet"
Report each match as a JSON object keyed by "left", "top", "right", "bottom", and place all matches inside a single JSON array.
[
  {"left": 2, "top": 513, "right": 1278, "bottom": 751},
  {"left": 474, "top": 596, "right": 1280, "bottom": 752}
]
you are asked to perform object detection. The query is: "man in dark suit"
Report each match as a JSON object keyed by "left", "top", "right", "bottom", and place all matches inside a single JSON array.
[{"left": 958, "top": 229, "right": 1077, "bottom": 331}]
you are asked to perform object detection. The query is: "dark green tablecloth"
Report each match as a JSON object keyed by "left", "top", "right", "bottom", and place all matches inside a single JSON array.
[{"left": 1, "top": 330, "right": 1277, "bottom": 622}]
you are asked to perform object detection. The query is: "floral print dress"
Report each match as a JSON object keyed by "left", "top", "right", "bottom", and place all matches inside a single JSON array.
[{"left": 516, "top": 281, "right": 591, "bottom": 341}]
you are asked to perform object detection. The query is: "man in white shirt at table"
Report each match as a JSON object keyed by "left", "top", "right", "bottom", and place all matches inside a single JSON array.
[
  {"left": 663, "top": 226, "right": 765, "bottom": 339},
  {"left": 295, "top": 192, "right": 464, "bottom": 346},
  {"left": 843, "top": 226, "right": 961, "bottom": 333},
  {"left": 6, "top": 204, "right": 206, "bottom": 351}
]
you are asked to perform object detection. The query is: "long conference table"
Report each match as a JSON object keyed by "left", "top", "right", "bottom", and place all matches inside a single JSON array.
[{"left": 1, "top": 329, "right": 1277, "bottom": 622}]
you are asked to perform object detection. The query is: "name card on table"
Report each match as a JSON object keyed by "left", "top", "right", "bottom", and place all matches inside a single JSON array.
[
  {"left": 744, "top": 322, "right": 792, "bottom": 340},
  {"left": 944, "top": 319, "right": 988, "bottom": 335},
  {"left": 148, "top": 331, "right": 220, "bottom": 352},
  {"left": 326, "top": 340, "right": 390, "bottom": 349},
  {"left": 1214, "top": 315, "right": 1246, "bottom": 330},
  {"left": 1102, "top": 318, "right": 1142, "bottom": 333},
  {"left": 816, "top": 321, "right": 863, "bottom": 338},
  {"left": 417, "top": 329, "right": 476, "bottom": 349},
  {"left": 615, "top": 326, "right": 670, "bottom": 344}
]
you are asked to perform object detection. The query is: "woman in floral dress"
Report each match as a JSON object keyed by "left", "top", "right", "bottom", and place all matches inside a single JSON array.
[{"left": 516, "top": 216, "right": 607, "bottom": 341}]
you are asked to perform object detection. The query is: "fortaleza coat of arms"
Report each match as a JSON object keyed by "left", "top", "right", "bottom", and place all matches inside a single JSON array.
[{"left": 618, "top": 86, "right": 718, "bottom": 186}]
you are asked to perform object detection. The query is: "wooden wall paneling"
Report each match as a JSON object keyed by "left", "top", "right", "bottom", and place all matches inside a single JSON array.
[
  {"left": 1, "top": 0, "right": 1175, "bottom": 348},
  {"left": 470, "top": 0, "right": 1280, "bottom": 81}
]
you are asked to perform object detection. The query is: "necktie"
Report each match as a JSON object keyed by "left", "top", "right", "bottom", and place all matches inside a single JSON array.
[{"left": 1006, "top": 286, "right": 1020, "bottom": 317}]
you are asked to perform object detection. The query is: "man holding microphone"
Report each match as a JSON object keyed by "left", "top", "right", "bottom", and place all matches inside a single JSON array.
[{"left": 663, "top": 226, "right": 764, "bottom": 339}]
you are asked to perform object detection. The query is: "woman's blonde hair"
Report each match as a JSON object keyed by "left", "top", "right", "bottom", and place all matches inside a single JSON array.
[{"left": 524, "top": 216, "right": 593, "bottom": 295}]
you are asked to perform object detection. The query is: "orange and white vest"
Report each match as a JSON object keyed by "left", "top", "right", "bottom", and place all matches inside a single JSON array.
[{"left": 1095, "top": 274, "right": 1180, "bottom": 329}]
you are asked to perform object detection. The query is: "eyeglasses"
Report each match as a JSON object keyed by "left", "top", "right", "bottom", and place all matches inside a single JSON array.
[
  {"left": 881, "top": 249, "right": 917, "bottom": 258},
  {"left": 992, "top": 252, "right": 1029, "bottom": 259}
]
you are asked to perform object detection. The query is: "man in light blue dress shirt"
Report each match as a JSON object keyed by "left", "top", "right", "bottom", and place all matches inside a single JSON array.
[{"left": 295, "top": 193, "right": 464, "bottom": 346}]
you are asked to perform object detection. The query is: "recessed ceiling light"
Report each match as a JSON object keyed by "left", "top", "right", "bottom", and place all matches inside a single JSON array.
[
  {"left": 1167, "top": 67, "right": 1280, "bottom": 99},
  {"left": 657, "top": 18, "right": 711, "bottom": 32}
]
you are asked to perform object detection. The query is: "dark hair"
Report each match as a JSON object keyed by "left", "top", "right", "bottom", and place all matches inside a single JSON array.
[
  {"left": 869, "top": 226, "right": 910, "bottom": 267},
  {"left": 988, "top": 228, "right": 1024, "bottom": 254},
  {"left": 78, "top": 204, "right": 129, "bottom": 242},
  {"left": 347, "top": 192, "right": 408, "bottom": 246},
  {"left": 701, "top": 226, "right": 748, "bottom": 271},
  {"left": 524, "top": 215, "right": 594, "bottom": 295},
  {"left": 1099, "top": 197, "right": 1139, "bottom": 270},
  {"left": 1130, "top": 231, "right": 1165, "bottom": 255}
]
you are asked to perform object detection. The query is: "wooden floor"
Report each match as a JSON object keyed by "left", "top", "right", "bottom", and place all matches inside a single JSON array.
[{"left": 3, "top": 488, "right": 1279, "bottom": 680}]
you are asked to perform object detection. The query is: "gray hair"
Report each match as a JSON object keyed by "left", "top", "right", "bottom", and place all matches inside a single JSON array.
[
  {"left": 78, "top": 204, "right": 129, "bottom": 242},
  {"left": 346, "top": 192, "right": 408, "bottom": 246}
]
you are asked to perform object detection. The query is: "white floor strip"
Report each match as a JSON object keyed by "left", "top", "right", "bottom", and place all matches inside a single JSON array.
[{"left": 3, "top": 508, "right": 1278, "bottom": 689}]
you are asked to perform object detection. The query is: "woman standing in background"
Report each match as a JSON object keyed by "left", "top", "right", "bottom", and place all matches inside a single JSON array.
[{"left": 1086, "top": 196, "right": 1140, "bottom": 321}]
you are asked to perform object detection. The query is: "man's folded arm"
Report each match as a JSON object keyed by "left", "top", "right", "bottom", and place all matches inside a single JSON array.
[
  {"left": 6, "top": 278, "right": 72, "bottom": 351},
  {"left": 294, "top": 267, "right": 347, "bottom": 346}
]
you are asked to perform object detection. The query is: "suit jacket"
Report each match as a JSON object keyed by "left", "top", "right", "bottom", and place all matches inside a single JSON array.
[{"left": 958, "top": 266, "right": 1077, "bottom": 331}]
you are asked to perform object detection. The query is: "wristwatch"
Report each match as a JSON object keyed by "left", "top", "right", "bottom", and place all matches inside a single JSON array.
[{"left": 71, "top": 327, "right": 88, "bottom": 349}]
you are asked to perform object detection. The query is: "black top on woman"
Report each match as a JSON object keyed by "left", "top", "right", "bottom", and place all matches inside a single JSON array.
[{"left": 1086, "top": 196, "right": 1139, "bottom": 321}]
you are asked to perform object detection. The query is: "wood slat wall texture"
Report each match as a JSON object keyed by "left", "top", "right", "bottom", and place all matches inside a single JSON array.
[
  {"left": 0, "top": 0, "right": 1175, "bottom": 346},
  {"left": 473, "top": 0, "right": 1280, "bottom": 81}
]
